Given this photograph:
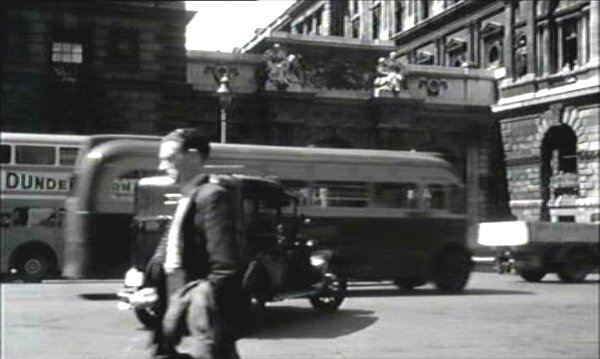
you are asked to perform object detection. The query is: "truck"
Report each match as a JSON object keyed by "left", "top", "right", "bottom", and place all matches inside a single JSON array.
[{"left": 477, "top": 221, "right": 599, "bottom": 282}]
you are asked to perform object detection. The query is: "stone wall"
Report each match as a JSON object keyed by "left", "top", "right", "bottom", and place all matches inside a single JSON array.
[
  {"left": 500, "top": 104, "right": 600, "bottom": 222},
  {"left": 1, "top": 1, "right": 193, "bottom": 134}
]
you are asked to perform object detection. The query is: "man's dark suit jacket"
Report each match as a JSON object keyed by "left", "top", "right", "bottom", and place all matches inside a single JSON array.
[{"left": 149, "top": 174, "right": 247, "bottom": 322}]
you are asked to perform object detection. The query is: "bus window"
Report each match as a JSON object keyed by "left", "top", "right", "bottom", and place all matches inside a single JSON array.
[
  {"left": 16, "top": 145, "right": 55, "bottom": 165},
  {"left": 59, "top": 147, "right": 79, "bottom": 166},
  {"left": 10, "top": 207, "right": 29, "bottom": 226},
  {"left": 27, "top": 208, "right": 59, "bottom": 227},
  {"left": 312, "top": 181, "right": 368, "bottom": 208},
  {"left": 1, "top": 145, "right": 10, "bottom": 164},
  {"left": 423, "top": 184, "right": 446, "bottom": 209},
  {"left": 373, "top": 183, "right": 418, "bottom": 208},
  {"left": 448, "top": 185, "right": 465, "bottom": 213}
]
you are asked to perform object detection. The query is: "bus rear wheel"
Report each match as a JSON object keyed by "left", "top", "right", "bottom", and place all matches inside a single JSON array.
[
  {"left": 16, "top": 252, "right": 51, "bottom": 283},
  {"left": 433, "top": 247, "right": 472, "bottom": 292},
  {"left": 394, "top": 277, "right": 426, "bottom": 291}
]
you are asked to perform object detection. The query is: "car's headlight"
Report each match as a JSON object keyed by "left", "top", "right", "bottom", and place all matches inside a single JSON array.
[
  {"left": 310, "top": 255, "right": 326, "bottom": 267},
  {"left": 124, "top": 267, "right": 144, "bottom": 287}
]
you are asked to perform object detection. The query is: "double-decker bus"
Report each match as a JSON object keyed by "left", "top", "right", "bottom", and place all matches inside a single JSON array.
[
  {"left": 1, "top": 132, "right": 86, "bottom": 282},
  {"left": 65, "top": 137, "right": 472, "bottom": 291}
]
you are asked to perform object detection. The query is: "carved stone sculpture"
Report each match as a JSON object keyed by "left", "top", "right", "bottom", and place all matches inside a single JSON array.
[
  {"left": 262, "top": 43, "right": 303, "bottom": 91},
  {"left": 373, "top": 51, "right": 407, "bottom": 95}
]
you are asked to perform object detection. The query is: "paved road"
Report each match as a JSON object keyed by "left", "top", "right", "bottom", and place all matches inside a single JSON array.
[{"left": 2, "top": 272, "right": 598, "bottom": 359}]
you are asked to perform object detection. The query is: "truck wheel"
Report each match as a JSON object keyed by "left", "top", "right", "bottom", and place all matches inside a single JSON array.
[
  {"left": 519, "top": 270, "right": 546, "bottom": 282},
  {"left": 433, "top": 247, "right": 472, "bottom": 292},
  {"left": 557, "top": 249, "right": 592, "bottom": 283},
  {"left": 16, "top": 252, "right": 51, "bottom": 283}
]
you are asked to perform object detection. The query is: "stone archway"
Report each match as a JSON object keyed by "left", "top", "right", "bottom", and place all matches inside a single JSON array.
[
  {"left": 535, "top": 106, "right": 585, "bottom": 221},
  {"left": 540, "top": 124, "right": 578, "bottom": 221}
]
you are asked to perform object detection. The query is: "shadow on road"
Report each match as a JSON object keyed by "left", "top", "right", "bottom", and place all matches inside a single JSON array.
[
  {"left": 79, "top": 293, "right": 119, "bottom": 300},
  {"left": 519, "top": 278, "right": 600, "bottom": 285},
  {"left": 248, "top": 306, "right": 377, "bottom": 339},
  {"left": 345, "top": 287, "right": 535, "bottom": 297}
]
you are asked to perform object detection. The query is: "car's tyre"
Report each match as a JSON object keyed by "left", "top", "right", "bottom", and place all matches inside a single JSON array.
[
  {"left": 243, "top": 263, "right": 271, "bottom": 331},
  {"left": 309, "top": 273, "right": 346, "bottom": 312},
  {"left": 16, "top": 251, "right": 52, "bottom": 283},
  {"left": 519, "top": 269, "right": 546, "bottom": 282}
]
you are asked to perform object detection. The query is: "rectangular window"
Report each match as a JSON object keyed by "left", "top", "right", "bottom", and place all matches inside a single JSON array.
[
  {"left": 1, "top": 144, "right": 11, "bottom": 164},
  {"left": 394, "top": 0, "right": 404, "bottom": 33},
  {"left": 16, "top": 145, "right": 55, "bottom": 165},
  {"left": 352, "top": 0, "right": 359, "bottom": 14},
  {"left": 562, "top": 18, "right": 578, "bottom": 70},
  {"left": 374, "top": 183, "right": 418, "bottom": 209},
  {"left": 352, "top": 18, "right": 360, "bottom": 38},
  {"left": 284, "top": 181, "right": 368, "bottom": 208},
  {"left": 59, "top": 147, "right": 79, "bottom": 166},
  {"left": 52, "top": 42, "right": 83, "bottom": 64},
  {"left": 372, "top": 5, "right": 381, "bottom": 40},
  {"left": 315, "top": 9, "right": 322, "bottom": 35}
]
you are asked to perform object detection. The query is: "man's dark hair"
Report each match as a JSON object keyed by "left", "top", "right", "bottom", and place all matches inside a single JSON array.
[{"left": 163, "top": 128, "right": 210, "bottom": 159}]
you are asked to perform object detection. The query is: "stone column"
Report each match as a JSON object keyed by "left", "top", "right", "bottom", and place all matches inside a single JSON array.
[
  {"left": 504, "top": 1, "right": 514, "bottom": 78},
  {"left": 589, "top": 0, "right": 600, "bottom": 64},
  {"left": 380, "top": 0, "right": 390, "bottom": 41},
  {"left": 526, "top": 0, "right": 536, "bottom": 75},
  {"left": 542, "top": 23, "right": 551, "bottom": 75},
  {"left": 557, "top": 19, "right": 564, "bottom": 69},
  {"left": 466, "top": 139, "right": 480, "bottom": 248},
  {"left": 322, "top": 1, "right": 331, "bottom": 36}
]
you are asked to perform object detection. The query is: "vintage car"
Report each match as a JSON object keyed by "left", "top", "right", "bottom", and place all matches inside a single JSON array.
[{"left": 117, "top": 174, "right": 346, "bottom": 328}]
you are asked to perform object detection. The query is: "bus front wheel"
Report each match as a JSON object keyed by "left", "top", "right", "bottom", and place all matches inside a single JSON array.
[{"left": 16, "top": 252, "right": 51, "bottom": 283}]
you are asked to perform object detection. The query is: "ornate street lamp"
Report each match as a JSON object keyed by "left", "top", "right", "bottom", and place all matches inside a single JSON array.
[{"left": 216, "top": 74, "right": 232, "bottom": 143}]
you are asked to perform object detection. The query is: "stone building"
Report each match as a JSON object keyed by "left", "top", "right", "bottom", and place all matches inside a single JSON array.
[
  {"left": 1, "top": 1, "right": 195, "bottom": 134},
  {"left": 2, "top": 0, "right": 597, "bottom": 246},
  {"left": 224, "top": 0, "right": 598, "bottom": 227}
]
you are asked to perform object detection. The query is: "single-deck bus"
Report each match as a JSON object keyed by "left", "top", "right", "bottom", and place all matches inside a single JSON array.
[
  {"left": 65, "top": 138, "right": 472, "bottom": 291},
  {"left": 1, "top": 132, "right": 85, "bottom": 282}
]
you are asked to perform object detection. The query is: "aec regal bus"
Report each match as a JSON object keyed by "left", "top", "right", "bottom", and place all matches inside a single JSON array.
[
  {"left": 64, "top": 137, "right": 472, "bottom": 291},
  {"left": 1, "top": 132, "right": 85, "bottom": 282}
]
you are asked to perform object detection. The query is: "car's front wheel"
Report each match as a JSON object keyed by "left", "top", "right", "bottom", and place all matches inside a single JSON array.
[{"left": 309, "top": 273, "right": 346, "bottom": 312}]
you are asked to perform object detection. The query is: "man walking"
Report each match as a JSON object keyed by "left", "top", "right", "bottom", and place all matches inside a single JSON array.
[{"left": 149, "top": 128, "right": 246, "bottom": 359}]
